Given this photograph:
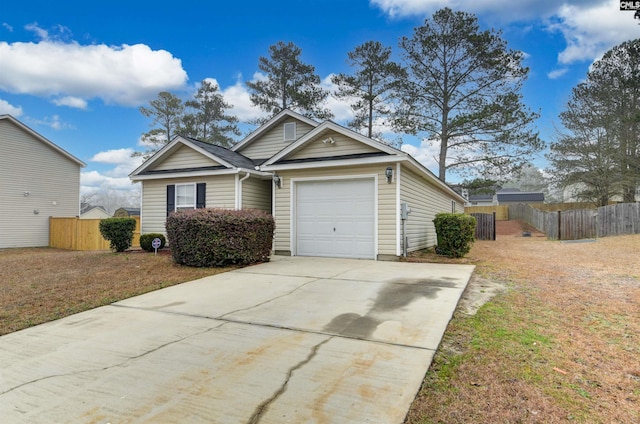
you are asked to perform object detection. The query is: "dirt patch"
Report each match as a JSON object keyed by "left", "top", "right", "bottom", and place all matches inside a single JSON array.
[
  {"left": 457, "top": 274, "right": 508, "bottom": 315},
  {"left": 406, "top": 220, "right": 640, "bottom": 424}
]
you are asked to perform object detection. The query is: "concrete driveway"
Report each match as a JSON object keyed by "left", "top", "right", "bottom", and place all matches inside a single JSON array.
[{"left": 0, "top": 256, "right": 474, "bottom": 423}]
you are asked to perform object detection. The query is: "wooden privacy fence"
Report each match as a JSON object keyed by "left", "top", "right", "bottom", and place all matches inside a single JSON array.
[
  {"left": 509, "top": 203, "right": 640, "bottom": 240},
  {"left": 470, "top": 212, "right": 496, "bottom": 240},
  {"left": 50, "top": 217, "right": 140, "bottom": 250}
]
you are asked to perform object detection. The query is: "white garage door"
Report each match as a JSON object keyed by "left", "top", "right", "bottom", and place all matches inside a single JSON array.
[{"left": 295, "top": 178, "right": 375, "bottom": 259}]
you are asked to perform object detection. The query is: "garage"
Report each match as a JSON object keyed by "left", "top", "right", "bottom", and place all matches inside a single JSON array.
[{"left": 294, "top": 178, "right": 376, "bottom": 259}]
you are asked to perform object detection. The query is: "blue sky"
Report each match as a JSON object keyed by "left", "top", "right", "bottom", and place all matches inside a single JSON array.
[{"left": 1, "top": 0, "right": 639, "bottom": 200}]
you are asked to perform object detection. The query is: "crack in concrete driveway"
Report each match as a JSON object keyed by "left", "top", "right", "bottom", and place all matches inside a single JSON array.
[
  {"left": 0, "top": 256, "right": 474, "bottom": 423},
  {"left": 248, "top": 336, "right": 333, "bottom": 423}
]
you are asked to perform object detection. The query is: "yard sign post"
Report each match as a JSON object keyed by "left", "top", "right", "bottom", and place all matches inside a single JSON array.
[{"left": 152, "top": 237, "right": 162, "bottom": 256}]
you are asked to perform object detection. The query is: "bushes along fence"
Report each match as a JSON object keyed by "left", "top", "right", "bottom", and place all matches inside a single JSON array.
[{"left": 50, "top": 216, "right": 140, "bottom": 250}]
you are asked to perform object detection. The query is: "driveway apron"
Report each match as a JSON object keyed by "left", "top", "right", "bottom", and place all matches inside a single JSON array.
[{"left": 0, "top": 256, "right": 474, "bottom": 423}]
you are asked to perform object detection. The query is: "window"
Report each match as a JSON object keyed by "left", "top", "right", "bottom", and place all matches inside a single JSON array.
[
  {"left": 176, "top": 183, "right": 196, "bottom": 211},
  {"left": 167, "top": 183, "right": 205, "bottom": 216},
  {"left": 283, "top": 122, "right": 296, "bottom": 141}
]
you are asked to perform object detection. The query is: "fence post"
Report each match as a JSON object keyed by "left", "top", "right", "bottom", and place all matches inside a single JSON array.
[
  {"left": 557, "top": 210, "right": 562, "bottom": 241},
  {"left": 492, "top": 211, "right": 496, "bottom": 240}
]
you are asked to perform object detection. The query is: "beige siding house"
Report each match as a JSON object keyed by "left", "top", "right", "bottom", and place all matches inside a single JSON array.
[
  {"left": 0, "top": 115, "right": 85, "bottom": 248},
  {"left": 130, "top": 110, "right": 465, "bottom": 260}
]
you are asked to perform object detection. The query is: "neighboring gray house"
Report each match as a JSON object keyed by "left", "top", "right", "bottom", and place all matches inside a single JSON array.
[
  {"left": 495, "top": 189, "right": 544, "bottom": 205},
  {"left": 130, "top": 109, "right": 466, "bottom": 260},
  {"left": 0, "top": 115, "right": 85, "bottom": 248}
]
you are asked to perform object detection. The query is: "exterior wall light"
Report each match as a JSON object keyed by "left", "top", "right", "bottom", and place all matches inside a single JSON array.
[
  {"left": 385, "top": 166, "right": 393, "bottom": 184},
  {"left": 273, "top": 173, "right": 282, "bottom": 189}
]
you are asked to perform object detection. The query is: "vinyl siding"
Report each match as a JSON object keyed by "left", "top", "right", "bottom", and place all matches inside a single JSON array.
[
  {"left": 141, "top": 174, "right": 236, "bottom": 235},
  {"left": 0, "top": 120, "right": 81, "bottom": 248},
  {"left": 286, "top": 132, "right": 381, "bottom": 160},
  {"left": 273, "top": 164, "right": 397, "bottom": 257},
  {"left": 152, "top": 145, "right": 220, "bottom": 170},
  {"left": 237, "top": 118, "right": 315, "bottom": 160},
  {"left": 241, "top": 177, "right": 271, "bottom": 211},
  {"left": 399, "top": 166, "right": 464, "bottom": 252}
]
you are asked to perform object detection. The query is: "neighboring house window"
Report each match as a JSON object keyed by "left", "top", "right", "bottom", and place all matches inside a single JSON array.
[
  {"left": 283, "top": 122, "right": 296, "bottom": 141},
  {"left": 166, "top": 183, "right": 206, "bottom": 216}
]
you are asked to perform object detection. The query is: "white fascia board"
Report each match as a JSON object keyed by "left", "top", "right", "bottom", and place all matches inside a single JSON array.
[
  {"left": 404, "top": 156, "right": 467, "bottom": 203},
  {"left": 231, "top": 109, "right": 319, "bottom": 152},
  {"left": 130, "top": 167, "right": 270, "bottom": 182},
  {"left": 129, "top": 136, "right": 182, "bottom": 176},
  {"left": 261, "top": 155, "right": 405, "bottom": 172},
  {"left": 262, "top": 121, "right": 400, "bottom": 166}
]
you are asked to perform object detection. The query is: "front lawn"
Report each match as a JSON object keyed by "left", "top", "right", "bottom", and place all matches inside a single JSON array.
[{"left": 0, "top": 248, "right": 234, "bottom": 336}]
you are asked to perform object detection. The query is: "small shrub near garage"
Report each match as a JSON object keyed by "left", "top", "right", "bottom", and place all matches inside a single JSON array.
[
  {"left": 433, "top": 213, "right": 476, "bottom": 258},
  {"left": 99, "top": 218, "right": 137, "bottom": 253},
  {"left": 139, "top": 233, "right": 167, "bottom": 252},
  {"left": 166, "top": 208, "right": 275, "bottom": 267}
]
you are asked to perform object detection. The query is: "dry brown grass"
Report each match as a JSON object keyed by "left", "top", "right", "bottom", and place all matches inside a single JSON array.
[
  {"left": 406, "top": 221, "right": 640, "bottom": 424},
  {"left": 0, "top": 248, "right": 234, "bottom": 336}
]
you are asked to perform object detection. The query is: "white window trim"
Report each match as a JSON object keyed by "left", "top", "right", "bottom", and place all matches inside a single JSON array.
[{"left": 175, "top": 183, "right": 196, "bottom": 211}]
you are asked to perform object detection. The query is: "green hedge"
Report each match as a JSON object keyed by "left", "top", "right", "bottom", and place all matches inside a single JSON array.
[
  {"left": 166, "top": 208, "right": 275, "bottom": 267},
  {"left": 139, "top": 233, "right": 167, "bottom": 252},
  {"left": 99, "top": 218, "right": 137, "bottom": 252},
  {"left": 433, "top": 213, "right": 476, "bottom": 258}
]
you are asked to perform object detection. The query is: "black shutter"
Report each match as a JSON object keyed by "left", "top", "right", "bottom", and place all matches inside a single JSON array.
[
  {"left": 167, "top": 185, "right": 175, "bottom": 216},
  {"left": 196, "top": 183, "right": 206, "bottom": 209}
]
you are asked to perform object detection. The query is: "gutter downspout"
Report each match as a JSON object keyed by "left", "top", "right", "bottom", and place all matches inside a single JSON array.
[{"left": 236, "top": 170, "right": 251, "bottom": 209}]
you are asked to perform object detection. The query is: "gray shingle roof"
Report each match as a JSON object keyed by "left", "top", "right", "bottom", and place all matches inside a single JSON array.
[{"left": 184, "top": 137, "right": 257, "bottom": 169}]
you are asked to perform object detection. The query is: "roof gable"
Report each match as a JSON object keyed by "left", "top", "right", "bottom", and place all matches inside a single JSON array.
[
  {"left": 231, "top": 109, "right": 319, "bottom": 155},
  {"left": 285, "top": 131, "right": 383, "bottom": 161},
  {"left": 0, "top": 115, "right": 85, "bottom": 167},
  {"left": 262, "top": 121, "right": 401, "bottom": 166},
  {"left": 130, "top": 136, "right": 257, "bottom": 178}
]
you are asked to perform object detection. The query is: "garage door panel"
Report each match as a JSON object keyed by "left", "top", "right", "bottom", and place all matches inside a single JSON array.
[{"left": 295, "top": 179, "right": 375, "bottom": 259}]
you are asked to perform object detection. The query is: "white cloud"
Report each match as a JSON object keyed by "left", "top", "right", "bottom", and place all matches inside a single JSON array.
[
  {"left": 90, "top": 148, "right": 144, "bottom": 177},
  {"left": 0, "top": 40, "right": 188, "bottom": 106},
  {"left": 25, "top": 22, "right": 49, "bottom": 40},
  {"left": 27, "top": 114, "right": 72, "bottom": 130},
  {"left": 370, "top": 0, "right": 635, "bottom": 67},
  {"left": 219, "top": 75, "right": 269, "bottom": 122},
  {"left": 401, "top": 139, "right": 440, "bottom": 173},
  {"left": 2, "top": 23, "right": 13, "bottom": 32},
  {"left": 370, "top": 0, "right": 604, "bottom": 21},
  {"left": 549, "top": 1, "right": 638, "bottom": 65},
  {"left": 0, "top": 98, "right": 23, "bottom": 116},
  {"left": 53, "top": 96, "right": 88, "bottom": 109},
  {"left": 547, "top": 68, "right": 569, "bottom": 79},
  {"left": 321, "top": 74, "right": 355, "bottom": 123},
  {"left": 80, "top": 171, "right": 133, "bottom": 190}
]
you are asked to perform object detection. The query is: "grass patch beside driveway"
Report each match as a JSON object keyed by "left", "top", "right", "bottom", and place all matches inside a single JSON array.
[
  {"left": 0, "top": 248, "right": 234, "bottom": 336},
  {"left": 406, "top": 221, "right": 640, "bottom": 423}
]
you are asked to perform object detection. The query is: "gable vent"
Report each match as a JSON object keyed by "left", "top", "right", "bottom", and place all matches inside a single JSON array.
[{"left": 283, "top": 122, "right": 296, "bottom": 141}]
